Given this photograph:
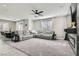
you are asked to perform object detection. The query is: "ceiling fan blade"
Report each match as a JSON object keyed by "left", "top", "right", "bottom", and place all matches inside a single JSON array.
[
  {"left": 32, "top": 10, "right": 35, "bottom": 13},
  {"left": 37, "top": 13, "right": 43, "bottom": 16},
  {"left": 38, "top": 11, "right": 44, "bottom": 13}
]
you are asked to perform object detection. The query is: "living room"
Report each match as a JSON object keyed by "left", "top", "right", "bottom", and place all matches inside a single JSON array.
[{"left": 0, "top": 3, "right": 77, "bottom": 56}]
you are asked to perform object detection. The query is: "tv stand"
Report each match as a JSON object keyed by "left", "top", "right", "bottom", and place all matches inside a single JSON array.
[{"left": 64, "top": 28, "right": 77, "bottom": 55}]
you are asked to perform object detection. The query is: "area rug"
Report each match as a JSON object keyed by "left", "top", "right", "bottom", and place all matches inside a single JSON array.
[{"left": 5, "top": 38, "right": 75, "bottom": 56}]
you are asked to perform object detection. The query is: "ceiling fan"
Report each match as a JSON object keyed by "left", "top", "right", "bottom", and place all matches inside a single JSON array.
[{"left": 32, "top": 9, "right": 44, "bottom": 16}]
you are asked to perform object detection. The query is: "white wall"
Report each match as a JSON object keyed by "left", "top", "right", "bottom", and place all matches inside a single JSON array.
[
  {"left": 0, "top": 19, "right": 16, "bottom": 32},
  {"left": 53, "top": 16, "right": 67, "bottom": 39},
  {"left": 9, "top": 22, "right": 16, "bottom": 32},
  {"left": 33, "top": 20, "right": 41, "bottom": 32},
  {"left": 66, "top": 15, "right": 71, "bottom": 28}
]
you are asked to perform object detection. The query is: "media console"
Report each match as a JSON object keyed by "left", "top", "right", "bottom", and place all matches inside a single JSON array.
[{"left": 64, "top": 28, "right": 77, "bottom": 55}]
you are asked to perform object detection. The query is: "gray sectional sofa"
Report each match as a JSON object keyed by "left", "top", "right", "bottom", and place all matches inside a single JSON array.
[
  {"left": 33, "top": 33, "right": 53, "bottom": 40},
  {"left": 19, "top": 31, "right": 54, "bottom": 41}
]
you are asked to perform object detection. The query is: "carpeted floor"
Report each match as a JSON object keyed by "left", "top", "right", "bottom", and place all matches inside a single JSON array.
[
  {"left": 0, "top": 40, "right": 28, "bottom": 56},
  {"left": 5, "top": 38, "right": 75, "bottom": 56}
]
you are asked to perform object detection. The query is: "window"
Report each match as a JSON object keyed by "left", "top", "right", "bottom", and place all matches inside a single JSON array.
[
  {"left": 16, "top": 21, "right": 23, "bottom": 31},
  {"left": 3, "top": 23, "right": 10, "bottom": 31},
  {"left": 41, "top": 19, "right": 53, "bottom": 32},
  {"left": 33, "top": 18, "right": 53, "bottom": 32}
]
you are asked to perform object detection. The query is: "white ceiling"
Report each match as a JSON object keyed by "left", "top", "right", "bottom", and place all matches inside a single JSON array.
[{"left": 0, "top": 3, "right": 71, "bottom": 21}]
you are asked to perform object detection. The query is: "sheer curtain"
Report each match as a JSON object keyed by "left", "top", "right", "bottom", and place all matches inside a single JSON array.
[
  {"left": 2, "top": 23, "right": 10, "bottom": 32},
  {"left": 33, "top": 18, "right": 53, "bottom": 32},
  {"left": 0, "top": 23, "right": 2, "bottom": 32},
  {"left": 41, "top": 20, "right": 53, "bottom": 32},
  {"left": 33, "top": 20, "right": 41, "bottom": 32},
  {"left": 41, "top": 20, "right": 48, "bottom": 32}
]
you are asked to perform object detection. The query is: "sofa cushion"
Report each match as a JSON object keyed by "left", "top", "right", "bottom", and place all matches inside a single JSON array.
[{"left": 22, "top": 35, "right": 33, "bottom": 40}]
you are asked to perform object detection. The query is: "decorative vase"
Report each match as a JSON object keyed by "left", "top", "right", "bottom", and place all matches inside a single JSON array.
[{"left": 71, "top": 22, "right": 76, "bottom": 28}]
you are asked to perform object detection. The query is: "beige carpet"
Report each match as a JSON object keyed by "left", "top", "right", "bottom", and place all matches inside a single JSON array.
[
  {"left": 0, "top": 40, "right": 27, "bottom": 56},
  {"left": 5, "top": 38, "right": 75, "bottom": 56}
]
